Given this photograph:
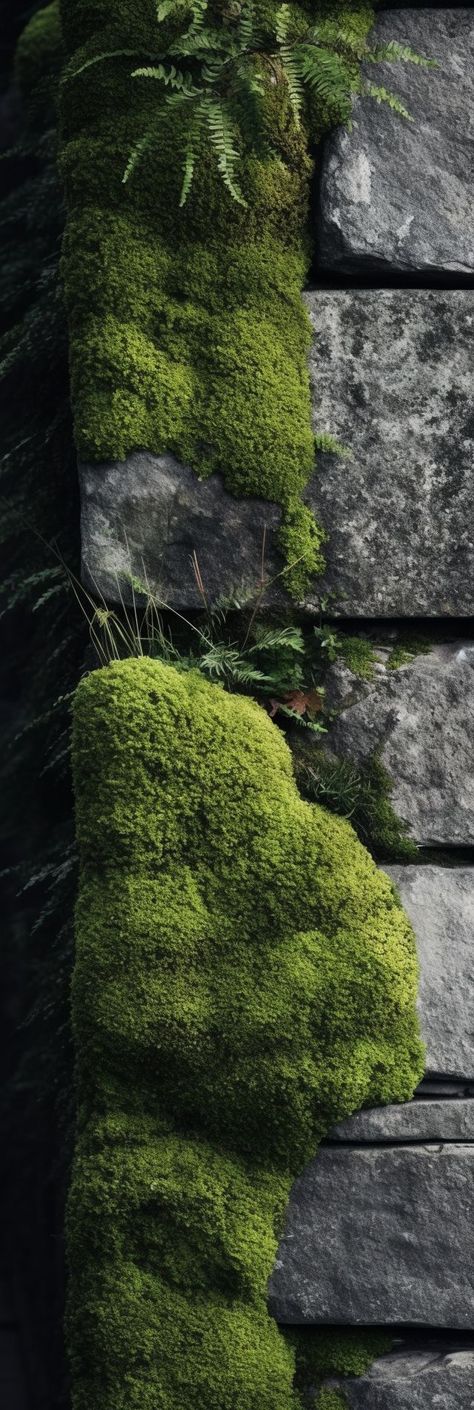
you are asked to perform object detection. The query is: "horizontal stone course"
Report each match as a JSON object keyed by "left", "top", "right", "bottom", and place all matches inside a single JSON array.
[
  {"left": 319, "top": 1346, "right": 474, "bottom": 1409},
  {"left": 80, "top": 291, "right": 474, "bottom": 618},
  {"left": 329, "top": 1098, "right": 474, "bottom": 1144},
  {"left": 324, "top": 643, "right": 474, "bottom": 846},
  {"left": 317, "top": 8, "right": 474, "bottom": 275},
  {"left": 268, "top": 1144, "right": 474, "bottom": 1326}
]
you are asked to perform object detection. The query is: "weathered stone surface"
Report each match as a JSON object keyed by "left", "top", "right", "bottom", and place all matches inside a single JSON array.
[
  {"left": 79, "top": 292, "right": 474, "bottom": 618},
  {"left": 304, "top": 290, "right": 474, "bottom": 617},
  {"left": 330, "top": 1098, "right": 474, "bottom": 1143},
  {"left": 324, "top": 643, "right": 474, "bottom": 846},
  {"left": 320, "top": 1347, "right": 474, "bottom": 1409},
  {"left": 385, "top": 867, "right": 474, "bottom": 1080},
  {"left": 268, "top": 1145, "right": 474, "bottom": 1325},
  {"left": 318, "top": 9, "right": 474, "bottom": 275},
  {"left": 79, "top": 451, "right": 281, "bottom": 611}
]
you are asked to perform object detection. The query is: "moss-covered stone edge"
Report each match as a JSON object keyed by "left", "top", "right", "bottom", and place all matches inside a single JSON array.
[{"left": 69, "top": 656, "right": 424, "bottom": 1409}]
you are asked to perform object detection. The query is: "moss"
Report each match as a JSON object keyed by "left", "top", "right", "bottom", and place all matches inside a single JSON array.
[
  {"left": 15, "top": 2, "right": 64, "bottom": 125},
  {"left": 70, "top": 658, "right": 423, "bottom": 1410},
  {"left": 338, "top": 635, "right": 378, "bottom": 680},
  {"left": 315, "top": 1392, "right": 347, "bottom": 1410},
  {"left": 56, "top": 0, "right": 375, "bottom": 593},
  {"left": 291, "top": 743, "right": 418, "bottom": 862},
  {"left": 386, "top": 636, "right": 432, "bottom": 671}
]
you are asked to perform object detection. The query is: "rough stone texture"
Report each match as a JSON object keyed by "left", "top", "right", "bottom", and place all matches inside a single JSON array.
[
  {"left": 304, "top": 290, "right": 474, "bottom": 617},
  {"left": 329, "top": 1098, "right": 474, "bottom": 1144},
  {"left": 324, "top": 643, "right": 474, "bottom": 846},
  {"left": 79, "top": 292, "right": 474, "bottom": 618},
  {"left": 384, "top": 867, "right": 474, "bottom": 1081},
  {"left": 79, "top": 452, "right": 281, "bottom": 611},
  {"left": 320, "top": 1347, "right": 474, "bottom": 1410},
  {"left": 318, "top": 8, "right": 474, "bottom": 275},
  {"left": 268, "top": 1145, "right": 474, "bottom": 1326}
]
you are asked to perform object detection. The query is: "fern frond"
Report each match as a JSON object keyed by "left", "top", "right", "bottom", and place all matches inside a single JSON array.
[
  {"left": 179, "top": 99, "right": 208, "bottom": 206},
  {"left": 205, "top": 100, "right": 246, "bottom": 205},
  {"left": 363, "top": 81, "right": 412, "bottom": 119},
  {"left": 63, "top": 49, "right": 146, "bottom": 82},
  {"left": 370, "top": 40, "right": 438, "bottom": 69},
  {"left": 248, "top": 626, "right": 305, "bottom": 654},
  {"left": 314, "top": 431, "right": 351, "bottom": 459},
  {"left": 298, "top": 45, "right": 352, "bottom": 117},
  {"left": 238, "top": 0, "right": 254, "bottom": 52},
  {"left": 123, "top": 131, "right": 157, "bottom": 184}
]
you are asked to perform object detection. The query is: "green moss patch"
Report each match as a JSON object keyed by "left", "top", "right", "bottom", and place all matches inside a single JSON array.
[
  {"left": 56, "top": 0, "right": 377, "bottom": 594},
  {"left": 70, "top": 658, "right": 423, "bottom": 1409}
]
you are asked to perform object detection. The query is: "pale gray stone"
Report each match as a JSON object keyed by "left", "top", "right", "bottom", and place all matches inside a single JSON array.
[
  {"left": 324, "top": 643, "right": 474, "bottom": 846},
  {"left": 385, "top": 867, "right": 474, "bottom": 1080},
  {"left": 79, "top": 292, "right": 474, "bottom": 618},
  {"left": 321, "top": 1347, "right": 474, "bottom": 1409},
  {"left": 318, "top": 9, "right": 474, "bottom": 275},
  {"left": 268, "top": 1144, "right": 474, "bottom": 1325},
  {"left": 329, "top": 1099, "right": 474, "bottom": 1143},
  {"left": 304, "top": 290, "right": 474, "bottom": 617}
]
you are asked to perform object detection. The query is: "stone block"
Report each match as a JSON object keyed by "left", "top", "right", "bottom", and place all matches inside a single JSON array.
[
  {"left": 318, "top": 8, "right": 474, "bottom": 275},
  {"left": 324, "top": 644, "right": 474, "bottom": 846},
  {"left": 319, "top": 1346, "right": 474, "bottom": 1409},
  {"left": 79, "top": 291, "right": 474, "bottom": 618},
  {"left": 268, "top": 1144, "right": 474, "bottom": 1326},
  {"left": 385, "top": 867, "right": 474, "bottom": 1080}
]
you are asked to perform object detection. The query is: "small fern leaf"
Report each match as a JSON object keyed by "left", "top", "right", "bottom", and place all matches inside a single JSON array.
[
  {"left": 314, "top": 431, "right": 351, "bottom": 459},
  {"left": 123, "top": 132, "right": 156, "bottom": 184},
  {"left": 363, "top": 81, "right": 413, "bottom": 119},
  {"left": 63, "top": 48, "right": 146, "bottom": 82},
  {"left": 371, "top": 40, "right": 438, "bottom": 68},
  {"left": 206, "top": 100, "right": 246, "bottom": 205}
]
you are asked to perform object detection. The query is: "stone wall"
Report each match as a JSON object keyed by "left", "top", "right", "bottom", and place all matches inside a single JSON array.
[
  {"left": 269, "top": 9, "right": 474, "bottom": 1405},
  {"left": 78, "top": 6, "right": 474, "bottom": 1405}
]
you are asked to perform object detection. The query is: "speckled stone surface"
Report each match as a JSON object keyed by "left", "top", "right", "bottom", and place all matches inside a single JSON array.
[
  {"left": 80, "top": 291, "right": 474, "bottom": 618},
  {"left": 317, "top": 8, "right": 474, "bottom": 275}
]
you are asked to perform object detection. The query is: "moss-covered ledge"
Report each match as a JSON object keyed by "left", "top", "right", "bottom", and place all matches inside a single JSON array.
[{"left": 69, "top": 658, "right": 423, "bottom": 1409}]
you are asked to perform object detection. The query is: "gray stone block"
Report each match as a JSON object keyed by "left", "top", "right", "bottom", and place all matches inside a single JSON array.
[
  {"left": 324, "top": 644, "right": 474, "bottom": 846},
  {"left": 304, "top": 290, "right": 474, "bottom": 617},
  {"left": 268, "top": 1144, "right": 474, "bottom": 1326},
  {"left": 329, "top": 1098, "right": 474, "bottom": 1144},
  {"left": 79, "top": 291, "right": 474, "bottom": 618},
  {"left": 320, "top": 1347, "right": 474, "bottom": 1409},
  {"left": 318, "top": 8, "right": 474, "bottom": 275},
  {"left": 385, "top": 867, "right": 474, "bottom": 1081}
]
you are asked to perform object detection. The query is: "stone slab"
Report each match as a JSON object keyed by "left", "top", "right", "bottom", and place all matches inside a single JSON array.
[
  {"left": 79, "top": 291, "right": 474, "bottom": 618},
  {"left": 304, "top": 290, "right": 474, "bottom": 617},
  {"left": 330, "top": 1099, "right": 474, "bottom": 1143},
  {"left": 318, "top": 8, "right": 474, "bottom": 275},
  {"left": 385, "top": 867, "right": 474, "bottom": 1080},
  {"left": 79, "top": 451, "right": 281, "bottom": 612},
  {"left": 268, "top": 1145, "right": 474, "bottom": 1326},
  {"left": 324, "top": 643, "right": 474, "bottom": 846},
  {"left": 320, "top": 1347, "right": 474, "bottom": 1410}
]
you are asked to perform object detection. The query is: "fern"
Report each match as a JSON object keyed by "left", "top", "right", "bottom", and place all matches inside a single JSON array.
[
  {"left": 314, "top": 431, "right": 351, "bottom": 458},
  {"left": 65, "top": 0, "right": 436, "bottom": 205},
  {"left": 362, "top": 81, "right": 412, "bottom": 119}
]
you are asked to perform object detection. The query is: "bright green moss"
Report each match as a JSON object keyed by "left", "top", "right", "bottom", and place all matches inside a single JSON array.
[
  {"left": 57, "top": 0, "right": 374, "bottom": 593},
  {"left": 70, "top": 658, "right": 423, "bottom": 1410},
  {"left": 338, "top": 635, "right": 378, "bottom": 680}
]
